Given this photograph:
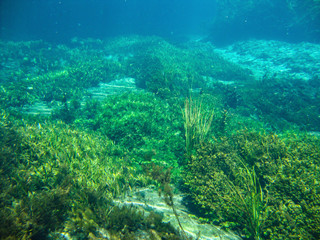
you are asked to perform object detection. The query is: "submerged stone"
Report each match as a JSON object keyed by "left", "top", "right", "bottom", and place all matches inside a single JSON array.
[{"left": 115, "top": 188, "right": 242, "bottom": 240}]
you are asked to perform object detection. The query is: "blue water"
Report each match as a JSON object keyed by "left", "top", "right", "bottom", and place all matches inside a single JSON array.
[
  {"left": 0, "top": 0, "right": 217, "bottom": 42},
  {"left": 1, "top": 0, "right": 320, "bottom": 44}
]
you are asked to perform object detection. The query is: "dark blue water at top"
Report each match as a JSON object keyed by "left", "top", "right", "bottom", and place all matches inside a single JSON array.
[
  {"left": 1, "top": 0, "right": 319, "bottom": 45},
  {"left": 0, "top": 0, "right": 217, "bottom": 43}
]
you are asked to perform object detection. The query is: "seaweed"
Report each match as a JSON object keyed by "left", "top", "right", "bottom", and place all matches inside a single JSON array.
[
  {"left": 183, "top": 130, "right": 320, "bottom": 239},
  {"left": 145, "top": 164, "right": 189, "bottom": 240}
]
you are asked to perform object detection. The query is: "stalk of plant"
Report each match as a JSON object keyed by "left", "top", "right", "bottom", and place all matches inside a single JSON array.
[
  {"left": 182, "top": 97, "right": 214, "bottom": 155},
  {"left": 226, "top": 163, "right": 266, "bottom": 240},
  {"left": 146, "top": 164, "right": 189, "bottom": 240}
]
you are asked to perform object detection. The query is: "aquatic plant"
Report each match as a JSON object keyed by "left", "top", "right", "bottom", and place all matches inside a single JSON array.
[
  {"left": 92, "top": 92, "right": 185, "bottom": 170},
  {"left": 145, "top": 164, "right": 188, "bottom": 240},
  {"left": 126, "top": 37, "right": 251, "bottom": 98},
  {"left": 241, "top": 76, "right": 320, "bottom": 131},
  {"left": 262, "top": 133, "right": 320, "bottom": 239},
  {"left": 226, "top": 162, "right": 266, "bottom": 240},
  {"left": 0, "top": 115, "right": 145, "bottom": 238},
  {"left": 2, "top": 34, "right": 320, "bottom": 240},
  {"left": 183, "top": 129, "right": 320, "bottom": 239},
  {"left": 182, "top": 97, "right": 214, "bottom": 155},
  {"left": 0, "top": 109, "right": 190, "bottom": 239},
  {"left": 0, "top": 40, "right": 125, "bottom": 110}
]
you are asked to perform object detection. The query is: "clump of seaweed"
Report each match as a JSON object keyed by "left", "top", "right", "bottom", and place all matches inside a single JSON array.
[
  {"left": 103, "top": 204, "right": 182, "bottom": 240},
  {"left": 0, "top": 112, "right": 73, "bottom": 239},
  {"left": 0, "top": 115, "right": 122, "bottom": 238},
  {"left": 0, "top": 110, "right": 185, "bottom": 239},
  {"left": 183, "top": 129, "right": 320, "bottom": 239},
  {"left": 127, "top": 37, "right": 252, "bottom": 98},
  {"left": 182, "top": 96, "right": 214, "bottom": 155},
  {"left": 241, "top": 76, "right": 320, "bottom": 131},
  {"left": 91, "top": 92, "right": 185, "bottom": 170}
]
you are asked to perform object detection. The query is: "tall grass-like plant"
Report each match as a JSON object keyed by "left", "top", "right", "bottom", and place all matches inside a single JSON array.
[
  {"left": 226, "top": 162, "right": 266, "bottom": 240},
  {"left": 182, "top": 97, "right": 214, "bottom": 155}
]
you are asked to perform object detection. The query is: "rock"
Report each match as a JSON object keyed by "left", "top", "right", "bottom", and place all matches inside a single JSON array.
[
  {"left": 115, "top": 187, "right": 242, "bottom": 240},
  {"left": 86, "top": 77, "right": 138, "bottom": 101},
  {"left": 215, "top": 40, "right": 320, "bottom": 81},
  {"left": 22, "top": 77, "right": 139, "bottom": 115}
]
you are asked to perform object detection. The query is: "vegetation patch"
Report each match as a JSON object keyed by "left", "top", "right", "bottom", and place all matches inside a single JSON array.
[
  {"left": 1, "top": 36, "right": 320, "bottom": 239},
  {"left": 183, "top": 130, "right": 320, "bottom": 240}
]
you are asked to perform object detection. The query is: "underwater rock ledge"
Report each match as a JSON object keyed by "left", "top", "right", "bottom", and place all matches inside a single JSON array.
[{"left": 114, "top": 188, "right": 242, "bottom": 240}]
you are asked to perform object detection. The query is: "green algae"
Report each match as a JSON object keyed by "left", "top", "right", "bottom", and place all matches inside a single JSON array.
[{"left": 0, "top": 36, "right": 320, "bottom": 239}]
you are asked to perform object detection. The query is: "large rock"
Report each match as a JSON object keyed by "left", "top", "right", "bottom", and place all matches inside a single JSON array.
[{"left": 115, "top": 187, "right": 242, "bottom": 240}]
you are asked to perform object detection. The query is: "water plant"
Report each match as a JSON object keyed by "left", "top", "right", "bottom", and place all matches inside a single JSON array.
[
  {"left": 241, "top": 76, "right": 320, "bottom": 131},
  {"left": 183, "top": 129, "right": 320, "bottom": 239},
  {"left": 0, "top": 114, "right": 140, "bottom": 238},
  {"left": 1, "top": 35, "right": 320, "bottom": 240},
  {"left": 226, "top": 162, "right": 266, "bottom": 240},
  {"left": 182, "top": 97, "right": 214, "bottom": 155},
  {"left": 145, "top": 164, "right": 189, "bottom": 240},
  {"left": 91, "top": 92, "right": 185, "bottom": 169}
]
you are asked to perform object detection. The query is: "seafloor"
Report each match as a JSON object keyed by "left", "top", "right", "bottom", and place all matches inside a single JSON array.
[{"left": 1, "top": 36, "right": 320, "bottom": 240}]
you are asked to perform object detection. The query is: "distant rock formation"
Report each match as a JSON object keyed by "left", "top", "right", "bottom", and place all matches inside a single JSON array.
[{"left": 209, "top": 0, "right": 320, "bottom": 46}]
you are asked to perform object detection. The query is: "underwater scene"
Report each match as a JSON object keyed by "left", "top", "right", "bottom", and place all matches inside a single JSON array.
[{"left": 0, "top": 0, "right": 320, "bottom": 239}]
